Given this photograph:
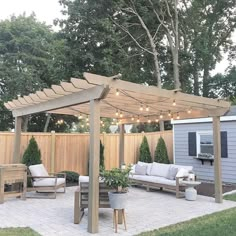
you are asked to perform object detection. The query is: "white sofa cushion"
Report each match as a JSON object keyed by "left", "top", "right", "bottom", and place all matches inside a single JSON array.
[
  {"left": 137, "top": 161, "right": 152, "bottom": 175},
  {"left": 33, "top": 177, "right": 65, "bottom": 187},
  {"left": 135, "top": 164, "right": 147, "bottom": 175},
  {"left": 150, "top": 162, "right": 170, "bottom": 178},
  {"left": 79, "top": 176, "right": 104, "bottom": 185},
  {"left": 29, "top": 164, "right": 49, "bottom": 181}
]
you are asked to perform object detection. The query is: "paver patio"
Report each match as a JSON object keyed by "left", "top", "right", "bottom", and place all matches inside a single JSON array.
[{"left": 0, "top": 186, "right": 236, "bottom": 236}]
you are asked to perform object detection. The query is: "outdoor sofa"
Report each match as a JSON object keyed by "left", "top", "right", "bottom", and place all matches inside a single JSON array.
[{"left": 129, "top": 162, "right": 193, "bottom": 198}]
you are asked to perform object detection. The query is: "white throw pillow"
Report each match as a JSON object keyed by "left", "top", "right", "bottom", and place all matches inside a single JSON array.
[
  {"left": 176, "top": 168, "right": 189, "bottom": 178},
  {"left": 150, "top": 162, "right": 170, "bottom": 178},
  {"left": 167, "top": 166, "right": 179, "bottom": 180},
  {"left": 137, "top": 161, "right": 152, "bottom": 175},
  {"left": 135, "top": 164, "right": 147, "bottom": 175}
]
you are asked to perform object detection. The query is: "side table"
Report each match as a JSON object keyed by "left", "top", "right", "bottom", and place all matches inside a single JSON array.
[{"left": 182, "top": 180, "right": 201, "bottom": 201}]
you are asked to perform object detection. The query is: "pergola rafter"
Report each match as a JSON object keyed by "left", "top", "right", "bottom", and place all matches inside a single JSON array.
[{"left": 5, "top": 72, "right": 231, "bottom": 234}]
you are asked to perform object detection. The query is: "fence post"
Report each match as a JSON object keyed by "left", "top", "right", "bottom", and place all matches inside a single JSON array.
[{"left": 50, "top": 131, "right": 56, "bottom": 173}]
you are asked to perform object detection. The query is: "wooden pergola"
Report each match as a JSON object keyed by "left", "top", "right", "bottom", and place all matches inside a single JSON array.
[{"left": 5, "top": 72, "right": 230, "bottom": 233}]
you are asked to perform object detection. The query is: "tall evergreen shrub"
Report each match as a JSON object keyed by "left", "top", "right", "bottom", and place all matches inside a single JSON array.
[
  {"left": 139, "top": 136, "right": 152, "bottom": 163},
  {"left": 100, "top": 140, "right": 105, "bottom": 169},
  {"left": 22, "top": 136, "right": 42, "bottom": 166},
  {"left": 154, "top": 137, "right": 169, "bottom": 163}
]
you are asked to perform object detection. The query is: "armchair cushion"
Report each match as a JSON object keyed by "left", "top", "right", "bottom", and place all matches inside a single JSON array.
[
  {"left": 33, "top": 178, "right": 65, "bottom": 187},
  {"left": 29, "top": 164, "right": 49, "bottom": 181}
]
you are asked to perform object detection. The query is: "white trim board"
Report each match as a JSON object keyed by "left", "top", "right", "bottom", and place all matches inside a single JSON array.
[{"left": 171, "top": 116, "right": 236, "bottom": 125}]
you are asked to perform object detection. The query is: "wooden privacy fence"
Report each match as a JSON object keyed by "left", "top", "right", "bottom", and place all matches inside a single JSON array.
[{"left": 0, "top": 131, "right": 173, "bottom": 175}]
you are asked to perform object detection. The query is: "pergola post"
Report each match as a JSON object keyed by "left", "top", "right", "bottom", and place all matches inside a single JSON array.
[
  {"left": 119, "top": 124, "right": 125, "bottom": 167},
  {"left": 213, "top": 116, "right": 223, "bottom": 203},
  {"left": 88, "top": 99, "right": 100, "bottom": 233},
  {"left": 13, "top": 116, "right": 22, "bottom": 163}
]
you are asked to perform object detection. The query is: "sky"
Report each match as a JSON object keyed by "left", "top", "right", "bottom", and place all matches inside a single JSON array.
[{"left": 0, "top": 0, "right": 235, "bottom": 75}]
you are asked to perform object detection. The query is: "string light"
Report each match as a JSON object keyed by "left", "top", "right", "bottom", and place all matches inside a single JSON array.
[
  {"left": 86, "top": 116, "right": 89, "bottom": 122},
  {"left": 171, "top": 114, "right": 174, "bottom": 121},
  {"left": 116, "top": 89, "right": 119, "bottom": 96},
  {"left": 81, "top": 124, "right": 84, "bottom": 128},
  {"left": 148, "top": 118, "right": 151, "bottom": 123},
  {"left": 77, "top": 113, "right": 82, "bottom": 119},
  {"left": 131, "top": 116, "right": 134, "bottom": 121},
  {"left": 115, "top": 110, "right": 119, "bottom": 116},
  {"left": 137, "top": 116, "right": 140, "bottom": 123},
  {"left": 188, "top": 108, "right": 192, "bottom": 114},
  {"left": 155, "top": 118, "right": 159, "bottom": 123},
  {"left": 120, "top": 112, "right": 123, "bottom": 118},
  {"left": 102, "top": 123, "right": 105, "bottom": 127},
  {"left": 173, "top": 100, "right": 176, "bottom": 106},
  {"left": 146, "top": 106, "right": 149, "bottom": 112},
  {"left": 177, "top": 112, "right": 180, "bottom": 119},
  {"left": 168, "top": 110, "right": 171, "bottom": 117},
  {"left": 100, "top": 120, "right": 103, "bottom": 124},
  {"left": 86, "top": 122, "right": 89, "bottom": 126},
  {"left": 159, "top": 112, "right": 163, "bottom": 119},
  {"left": 139, "top": 104, "right": 143, "bottom": 111}
]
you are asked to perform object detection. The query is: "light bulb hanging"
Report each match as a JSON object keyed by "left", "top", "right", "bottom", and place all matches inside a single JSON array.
[
  {"left": 120, "top": 112, "right": 123, "bottom": 118},
  {"left": 177, "top": 112, "right": 180, "bottom": 119},
  {"left": 159, "top": 113, "right": 163, "bottom": 119},
  {"left": 173, "top": 100, "right": 176, "bottom": 106},
  {"left": 116, "top": 89, "right": 119, "bottom": 96},
  {"left": 188, "top": 108, "right": 192, "bottom": 114},
  {"left": 131, "top": 116, "right": 134, "bottom": 121},
  {"left": 148, "top": 118, "right": 151, "bottom": 123},
  {"left": 146, "top": 106, "right": 149, "bottom": 112},
  {"left": 137, "top": 116, "right": 140, "bottom": 123},
  {"left": 155, "top": 118, "right": 159, "bottom": 123},
  {"left": 168, "top": 111, "right": 171, "bottom": 117},
  {"left": 115, "top": 110, "right": 119, "bottom": 116},
  {"left": 139, "top": 104, "right": 143, "bottom": 111}
]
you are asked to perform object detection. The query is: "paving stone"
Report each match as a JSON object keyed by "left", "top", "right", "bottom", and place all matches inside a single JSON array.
[{"left": 0, "top": 186, "right": 236, "bottom": 235}]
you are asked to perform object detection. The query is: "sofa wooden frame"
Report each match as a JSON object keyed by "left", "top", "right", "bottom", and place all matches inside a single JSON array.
[
  {"left": 130, "top": 176, "right": 189, "bottom": 198},
  {"left": 74, "top": 181, "right": 111, "bottom": 224}
]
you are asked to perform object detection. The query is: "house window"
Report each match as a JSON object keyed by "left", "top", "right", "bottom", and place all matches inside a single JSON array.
[{"left": 197, "top": 131, "right": 214, "bottom": 156}]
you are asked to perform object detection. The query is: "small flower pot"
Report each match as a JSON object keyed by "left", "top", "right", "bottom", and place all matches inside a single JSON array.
[{"left": 108, "top": 191, "right": 128, "bottom": 209}]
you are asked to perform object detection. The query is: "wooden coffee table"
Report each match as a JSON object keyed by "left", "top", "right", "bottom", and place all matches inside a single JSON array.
[{"left": 182, "top": 180, "right": 201, "bottom": 201}]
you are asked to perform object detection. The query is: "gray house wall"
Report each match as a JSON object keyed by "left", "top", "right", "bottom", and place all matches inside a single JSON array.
[{"left": 174, "top": 121, "right": 236, "bottom": 183}]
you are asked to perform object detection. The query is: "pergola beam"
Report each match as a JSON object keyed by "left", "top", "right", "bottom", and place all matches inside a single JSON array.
[
  {"left": 12, "top": 85, "right": 107, "bottom": 117},
  {"left": 213, "top": 116, "right": 223, "bottom": 203},
  {"left": 13, "top": 116, "right": 22, "bottom": 163},
  {"left": 88, "top": 99, "right": 100, "bottom": 233},
  {"left": 84, "top": 73, "right": 229, "bottom": 109}
]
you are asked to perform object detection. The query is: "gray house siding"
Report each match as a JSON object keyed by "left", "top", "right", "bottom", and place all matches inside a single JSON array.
[{"left": 174, "top": 121, "right": 236, "bottom": 183}]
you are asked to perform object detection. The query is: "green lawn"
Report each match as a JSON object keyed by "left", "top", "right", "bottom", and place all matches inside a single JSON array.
[
  {"left": 223, "top": 193, "right": 236, "bottom": 201},
  {"left": 137, "top": 207, "right": 236, "bottom": 236},
  {"left": 0, "top": 227, "right": 40, "bottom": 236}
]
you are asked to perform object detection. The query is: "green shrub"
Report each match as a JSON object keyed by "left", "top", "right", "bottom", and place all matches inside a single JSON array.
[
  {"left": 154, "top": 136, "right": 169, "bottom": 163},
  {"left": 61, "top": 171, "right": 79, "bottom": 184},
  {"left": 22, "top": 137, "right": 42, "bottom": 167},
  {"left": 100, "top": 140, "right": 105, "bottom": 169},
  {"left": 139, "top": 136, "right": 152, "bottom": 163}
]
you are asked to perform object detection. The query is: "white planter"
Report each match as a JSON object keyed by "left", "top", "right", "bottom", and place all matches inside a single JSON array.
[{"left": 108, "top": 191, "right": 128, "bottom": 209}]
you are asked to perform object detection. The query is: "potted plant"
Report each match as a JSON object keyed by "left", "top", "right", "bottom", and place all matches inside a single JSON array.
[{"left": 100, "top": 167, "right": 131, "bottom": 209}]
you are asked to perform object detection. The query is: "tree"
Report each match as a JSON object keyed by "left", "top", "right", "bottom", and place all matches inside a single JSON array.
[
  {"left": 100, "top": 140, "right": 105, "bottom": 169},
  {"left": 154, "top": 136, "right": 169, "bottom": 163},
  {"left": 139, "top": 136, "right": 152, "bottom": 163},
  {"left": 22, "top": 137, "right": 42, "bottom": 166}
]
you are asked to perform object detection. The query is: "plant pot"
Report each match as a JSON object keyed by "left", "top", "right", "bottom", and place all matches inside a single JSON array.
[{"left": 108, "top": 191, "right": 128, "bottom": 209}]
